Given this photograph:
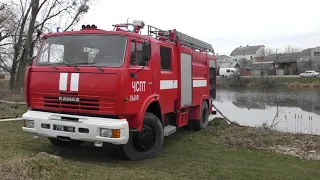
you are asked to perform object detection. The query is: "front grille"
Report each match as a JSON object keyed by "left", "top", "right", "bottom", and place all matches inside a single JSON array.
[{"left": 44, "top": 96, "right": 100, "bottom": 111}]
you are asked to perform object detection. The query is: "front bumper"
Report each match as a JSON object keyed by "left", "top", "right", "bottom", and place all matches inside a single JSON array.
[{"left": 22, "top": 110, "right": 129, "bottom": 145}]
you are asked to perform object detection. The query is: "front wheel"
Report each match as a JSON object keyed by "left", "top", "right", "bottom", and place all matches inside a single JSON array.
[{"left": 122, "top": 112, "right": 164, "bottom": 161}]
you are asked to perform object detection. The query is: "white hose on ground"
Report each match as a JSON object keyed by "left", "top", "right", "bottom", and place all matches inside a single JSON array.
[
  {"left": 0, "top": 100, "right": 26, "bottom": 105},
  {"left": 0, "top": 118, "right": 23, "bottom": 122}
]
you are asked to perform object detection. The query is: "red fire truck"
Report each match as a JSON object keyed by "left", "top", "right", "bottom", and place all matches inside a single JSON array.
[{"left": 22, "top": 20, "right": 217, "bottom": 160}]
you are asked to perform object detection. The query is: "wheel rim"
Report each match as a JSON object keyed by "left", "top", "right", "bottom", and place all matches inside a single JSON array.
[{"left": 133, "top": 125, "right": 156, "bottom": 151}]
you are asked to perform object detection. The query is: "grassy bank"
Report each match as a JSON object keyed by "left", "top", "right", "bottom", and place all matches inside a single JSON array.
[
  {"left": 0, "top": 81, "right": 26, "bottom": 119},
  {"left": 217, "top": 76, "right": 320, "bottom": 88},
  {"left": 1, "top": 81, "right": 320, "bottom": 179},
  {"left": 0, "top": 119, "right": 320, "bottom": 180}
]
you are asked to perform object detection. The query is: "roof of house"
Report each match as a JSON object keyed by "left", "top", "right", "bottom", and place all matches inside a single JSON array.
[
  {"left": 230, "top": 45, "right": 264, "bottom": 56},
  {"left": 251, "top": 61, "right": 274, "bottom": 70},
  {"left": 217, "top": 55, "right": 229, "bottom": 59},
  {"left": 0, "top": 71, "right": 9, "bottom": 75},
  {"left": 219, "top": 61, "right": 239, "bottom": 68},
  {"left": 264, "top": 52, "right": 299, "bottom": 63},
  {"left": 216, "top": 55, "right": 231, "bottom": 62},
  {"left": 298, "top": 48, "right": 314, "bottom": 57}
]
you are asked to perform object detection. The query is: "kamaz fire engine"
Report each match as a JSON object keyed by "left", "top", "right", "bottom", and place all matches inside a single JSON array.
[{"left": 22, "top": 20, "right": 217, "bottom": 160}]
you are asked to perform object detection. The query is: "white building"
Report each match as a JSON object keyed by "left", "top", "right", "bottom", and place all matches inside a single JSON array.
[
  {"left": 230, "top": 45, "right": 265, "bottom": 62},
  {"left": 0, "top": 62, "right": 10, "bottom": 80}
]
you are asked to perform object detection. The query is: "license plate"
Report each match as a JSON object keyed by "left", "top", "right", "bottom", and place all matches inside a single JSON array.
[{"left": 53, "top": 124, "right": 75, "bottom": 132}]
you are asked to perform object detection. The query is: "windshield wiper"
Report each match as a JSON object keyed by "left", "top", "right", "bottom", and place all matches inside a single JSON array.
[
  {"left": 72, "top": 62, "right": 104, "bottom": 72},
  {"left": 56, "top": 62, "right": 81, "bottom": 71}
]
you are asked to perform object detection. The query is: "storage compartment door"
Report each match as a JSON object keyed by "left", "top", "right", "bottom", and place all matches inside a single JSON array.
[{"left": 180, "top": 53, "right": 192, "bottom": 107}]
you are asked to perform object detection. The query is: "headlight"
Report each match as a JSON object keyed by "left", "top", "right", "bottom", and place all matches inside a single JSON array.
[
  {"left": 100, "top": 128, "right": 112, "bottom": 138},
  {"left": 99, "top": 128, "right": 120, "bottom": 138},
  {"left": 25, "top": 120, "right": 34, "bottom": 128}
]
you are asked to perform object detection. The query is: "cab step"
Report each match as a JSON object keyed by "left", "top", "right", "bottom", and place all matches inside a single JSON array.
[{"left": 164, "top": 125, "right": 176, "bottom": 136}]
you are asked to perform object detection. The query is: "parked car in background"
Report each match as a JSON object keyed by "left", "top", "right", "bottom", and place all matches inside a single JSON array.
[
  {"left": 219, "top": 68, "right": 240, "bottom": 78},
  {"left": 299, "top": 70, "right": 319, "bottom": 77}
]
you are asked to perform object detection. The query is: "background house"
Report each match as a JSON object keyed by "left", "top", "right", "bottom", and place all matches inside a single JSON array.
[
  {"left": 250, "top": 61, "right": 275, "bottom": 76},
  {"left": 216, "top": 54, "right": 232, "bottom": 67},
  {"left": 230, "top": 45, "right": 265, "bottom": 62},
  {"left": 0, "top": 62, "right": 10, "bottom": 80},
  {"left": 297, "top": 47, "right": 320, "bottom": 73},
  {"left": 264, "top": 52, "right": 299, "bottom": 75},
  {"left": 0, "top": 71, "right": 10, "bottom": 80},
  {"left": 219, "top": 61, "right": 240, "bottom": 69},
  {"left": 216, "top": 55, "right": 231, "bottom": 63}
]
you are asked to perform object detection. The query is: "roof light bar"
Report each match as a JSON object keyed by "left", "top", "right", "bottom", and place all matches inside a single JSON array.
[{"left": 81, "top": 24, "right": 98, "bottom": 29}]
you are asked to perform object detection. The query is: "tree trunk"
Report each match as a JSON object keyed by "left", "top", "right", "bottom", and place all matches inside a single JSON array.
[
  {"left": 15, "top": 51, "right": 27, "bottom": 92},
  {"left": 9, "top": 59, "right": 17, "bottom": 90},
  {"left": 14, "top": 0, "right": 40, "bottom": 91},
  {"left": 9, "top": 5, "right": 32, "bottom": 90}
]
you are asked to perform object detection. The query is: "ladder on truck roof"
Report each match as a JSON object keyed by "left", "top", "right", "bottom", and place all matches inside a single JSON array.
[{"left": 147, "top": 25, "right": 214, "bottom": 53}]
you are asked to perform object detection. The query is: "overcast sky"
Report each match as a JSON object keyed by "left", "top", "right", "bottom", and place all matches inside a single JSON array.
[{"left": 76, "top": 0, "right": 320, "bottom": 55}]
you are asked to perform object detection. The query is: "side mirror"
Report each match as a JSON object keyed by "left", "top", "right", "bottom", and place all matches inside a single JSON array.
[{"left": 143, "top": 41, "right": 151, "bottom": 61}]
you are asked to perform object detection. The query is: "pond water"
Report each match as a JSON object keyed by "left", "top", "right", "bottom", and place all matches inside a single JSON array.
[{"left": 211, "top": 87, "right": 320, "bottom": 135}]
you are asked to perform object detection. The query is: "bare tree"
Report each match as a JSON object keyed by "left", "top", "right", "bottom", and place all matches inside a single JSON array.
[
  {"left": 0, "top": 2, "right": 16, "bottom": 74},
  {"left": 283, "top": 45, "right": 301, "bottom": 53},
  {"left": 1, "top": 0, "right": 95, "bottom": 91},
  {"left": 238, "top": 58, "right": 252, "bottom": 69},
  {"left": 263, "top": 47, "right": 276, "bottom": 56}
]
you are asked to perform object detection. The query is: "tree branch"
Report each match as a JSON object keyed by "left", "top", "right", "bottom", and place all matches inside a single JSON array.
[
  {"left": 39, "top": 0, "right": 50, "bottom": 10},
  {"left": 0, "top": 58, "right": 12, "bottom": 72},
  {"left": 64, "top": 4, "right": 89, "bottom": 31},
  {"left": 35, "top": 2, "right": 74, "bottom": 30}
]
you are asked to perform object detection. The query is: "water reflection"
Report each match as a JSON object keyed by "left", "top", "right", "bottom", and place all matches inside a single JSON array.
[{"left": 212, "top": 88, "right": 320, "bottom": 135}]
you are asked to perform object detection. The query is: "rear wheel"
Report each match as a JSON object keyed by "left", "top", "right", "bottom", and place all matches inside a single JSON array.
[
  {"left": 122, "top": 112, "right": 164, "bottom": 161},
  {"left": 47, "top": 137, "right": 85, "bottom": 147},
  {"left": 191, "top": 101, "right": 209, "bottom": 131}
]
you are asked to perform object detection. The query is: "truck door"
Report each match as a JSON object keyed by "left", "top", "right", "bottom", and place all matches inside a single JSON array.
[{"left": 127, "top": 38, "right": 153, "bottom": 106}]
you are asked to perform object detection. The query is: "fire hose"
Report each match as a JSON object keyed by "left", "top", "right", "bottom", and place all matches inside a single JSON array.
[
  {"left": 211, "top": 103, "right": 241, "bottom": 126},
  {"left": 0, "top": 100, "right": 26, "bottom": 105}
]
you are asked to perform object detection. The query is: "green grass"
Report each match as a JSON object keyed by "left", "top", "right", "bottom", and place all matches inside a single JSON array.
[
  {"left": 0, "top": 81, "right": 26, "bottom": 119},
  {"left": 274, "top": 77, "right": 320, "bottom": 83},
  {"left": 0, "top": 104, "right": 27, "bottom": 119},
  {"left": 0, "top": 120, "right": 319, "bottom": 180},
  {"left": 218, "top": 76, "right": 320, "bottom": 88}
]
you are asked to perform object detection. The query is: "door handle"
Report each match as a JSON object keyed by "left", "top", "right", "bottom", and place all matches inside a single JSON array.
[{"left": 147, "top": 82, "right": 152, "bottom": 85}]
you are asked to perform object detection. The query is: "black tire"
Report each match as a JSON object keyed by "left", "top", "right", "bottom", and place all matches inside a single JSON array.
[
  {"left": 122, "top": 112, "right": 164, "bottom": 161},
  {"left": 47, "top": 137, "right": 85, "bottom": 147},
  {"left": 191, "top": 101, "right": 209, "bottom": 131}
]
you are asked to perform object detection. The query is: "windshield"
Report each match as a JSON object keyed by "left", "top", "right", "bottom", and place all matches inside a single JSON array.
[{"left": 36, "top": 34, "right": 127, "bottom": 67}]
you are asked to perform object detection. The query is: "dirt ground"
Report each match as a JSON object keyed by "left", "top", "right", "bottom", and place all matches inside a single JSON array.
[{"left": 211, "top": 119, "right": 320, "bottom": 161}]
